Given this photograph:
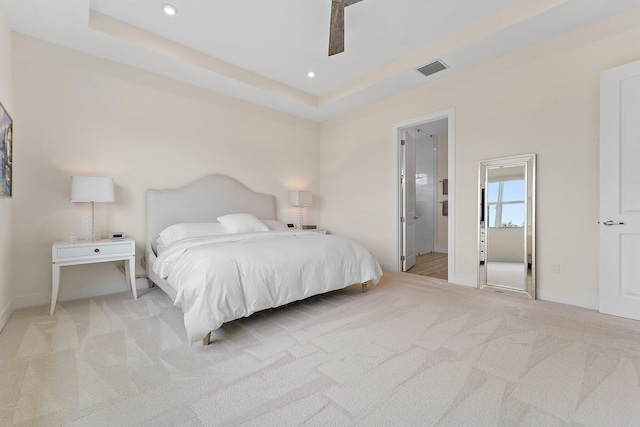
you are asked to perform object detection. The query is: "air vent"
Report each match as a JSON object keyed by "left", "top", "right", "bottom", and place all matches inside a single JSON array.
[{"left": 417, "top": 60, "right": 448, "bottom": 78}]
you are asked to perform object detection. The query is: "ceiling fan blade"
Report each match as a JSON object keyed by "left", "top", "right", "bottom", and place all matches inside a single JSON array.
[
  {"left": 328, "top": 2, "right": 345, "bottom": 56},
  {"left": 342, "top": 0, "right": 363, "bottom": 6}
]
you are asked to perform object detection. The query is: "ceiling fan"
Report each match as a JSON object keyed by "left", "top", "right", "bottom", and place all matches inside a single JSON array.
[{"left": 328, "top": 0, "right": 364, "bottom": 56}]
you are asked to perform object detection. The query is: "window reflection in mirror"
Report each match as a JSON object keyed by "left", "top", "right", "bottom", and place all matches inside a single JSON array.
[{"left": 487, "top": 179, "right": 525, "bottom": 228}]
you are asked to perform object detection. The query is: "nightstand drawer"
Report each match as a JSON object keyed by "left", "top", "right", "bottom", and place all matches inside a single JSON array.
[{"left": 55, "top": 241, "right": 134, "bottom": 260}]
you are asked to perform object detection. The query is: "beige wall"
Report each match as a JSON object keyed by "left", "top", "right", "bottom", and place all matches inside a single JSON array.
[
  {"left": 12, "top": 35, "right": 319, "bottom": 306},
  {"left": 320, "top": 9, "right": 640, "bottom": 301},
  {"left": 435, "top": 133, "right": 448, "bottom": 252},
  {"left": 7, "top": 8, "right": 640, "bottom": 312},
  {"left": 0, "top": 3, "right": 13, "bottom": 329}
]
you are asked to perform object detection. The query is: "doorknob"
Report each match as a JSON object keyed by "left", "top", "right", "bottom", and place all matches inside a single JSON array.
[
  {"left": 414, "top": 215, "right": 418, "bottom": 220},
  {"left": 602, "top": 220, "right": 625, "bottom": 226}
]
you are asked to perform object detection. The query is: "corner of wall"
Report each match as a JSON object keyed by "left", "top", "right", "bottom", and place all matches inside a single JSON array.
[
  {"left": 0, "top": 2, "right": 14, "bottom": 333},
  {"left": 536, "top": 288, "right": 599, "bottom": 311},
  {"left": 0, "top": 297, "right": 13, "bottom": 332}
]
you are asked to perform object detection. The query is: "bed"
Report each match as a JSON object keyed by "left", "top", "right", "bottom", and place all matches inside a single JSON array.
[{"left": 145, "top": 175, "right": 383, "bottom": 346}]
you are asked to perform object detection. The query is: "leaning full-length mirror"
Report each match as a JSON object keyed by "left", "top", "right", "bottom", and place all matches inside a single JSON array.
[{"left": 478, "top": 154, "right": 536, "bottom": 299}]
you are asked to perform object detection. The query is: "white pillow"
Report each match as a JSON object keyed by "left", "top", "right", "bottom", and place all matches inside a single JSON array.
[
  {"left": 157, "top": 222, "right": 230, "bottom": 246},
  {"left": 217, "top": 213, "right": 269, "bottom": 233},
  {"left": 262, "top": 219, "right": 290, "bottom": 231}
]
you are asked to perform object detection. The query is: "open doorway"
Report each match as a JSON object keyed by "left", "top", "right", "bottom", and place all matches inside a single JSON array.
[
  {"left": 407, "top": 120, "right": 448, "bottom": 279},
  {"left": 395, "top": 108, "right": 455, "bottom": 282}
]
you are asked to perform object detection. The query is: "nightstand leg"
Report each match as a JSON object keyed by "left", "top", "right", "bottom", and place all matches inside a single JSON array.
[
  {"left": 50, "top": 264, "right": 60, "bottom": 315},
  {"left": 126, "top": 257, "right": 137, "bottom": 300}
]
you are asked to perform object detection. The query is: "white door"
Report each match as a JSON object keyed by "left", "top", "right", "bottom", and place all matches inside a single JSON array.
[
  {"left": 402, "top": 130, "right": 417, "bottom": 271},
  {"left": 600, "top": 60, "right": 640, "bottom": 319},
  {"left": 415, "top": 133, "right": 436, "bottom": 254}
]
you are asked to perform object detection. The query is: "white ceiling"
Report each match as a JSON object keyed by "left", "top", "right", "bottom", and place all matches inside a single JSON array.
[{"left": 2, "top": 0, "right": 639, "bottom": 121}]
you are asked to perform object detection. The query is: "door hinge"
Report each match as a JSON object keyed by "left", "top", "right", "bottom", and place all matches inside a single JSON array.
[
  {"left": 401, "top": 140, "right": 405, "bottom": 146},
  {"left": 401, "top": 255, "right": 406, "bottom": 261},
  {"left": 401, "top": 217, "right": 405, "bottom": 223}
]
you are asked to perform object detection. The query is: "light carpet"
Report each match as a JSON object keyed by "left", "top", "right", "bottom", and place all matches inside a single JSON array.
[{"left": 1, "top": 272, "right": 640, "bottom": 426}]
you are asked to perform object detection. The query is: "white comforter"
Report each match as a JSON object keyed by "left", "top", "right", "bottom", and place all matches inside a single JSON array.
[{"left": 154, "top": 231, "right": 382, "bottom": 344}]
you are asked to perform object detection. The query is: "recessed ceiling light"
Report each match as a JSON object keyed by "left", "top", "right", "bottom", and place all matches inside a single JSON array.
[
  {"left": 162, "top": 4, "right": 178, "bottom": 16},
  {"left": 307, "top": 71, "right": 316, "bottom": 78}
]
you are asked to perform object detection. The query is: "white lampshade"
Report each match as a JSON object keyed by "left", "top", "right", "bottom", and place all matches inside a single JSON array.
[
  {"left": 71, "top": 176, "right": 114, "bottom": 202},
  {"left": 290, "top": 190, "right": 312, "bottom": 206}
]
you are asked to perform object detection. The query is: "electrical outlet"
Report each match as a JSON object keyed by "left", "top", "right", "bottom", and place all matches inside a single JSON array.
[
  {"left": 551, "top": 263, "right": 560, "bottom": 274},
  {"left": 141, "top": 256, "right": 146, "bottom": 269}
]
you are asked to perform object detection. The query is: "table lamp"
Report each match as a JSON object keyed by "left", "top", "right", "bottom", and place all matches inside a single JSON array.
[
  {"left": 290, "top": 190, "right": 312, "bottom": 229},
  {"left": 71, "top": 176, "right": 114, "bottom": 241}
]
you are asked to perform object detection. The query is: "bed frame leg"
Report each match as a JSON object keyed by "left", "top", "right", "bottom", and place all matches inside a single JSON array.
[
  {"left": 362, "top": 282, "right": 368, "bottom": 293},
  {"left": 203, "top": 332, "right": 211, "bottom": 346}
]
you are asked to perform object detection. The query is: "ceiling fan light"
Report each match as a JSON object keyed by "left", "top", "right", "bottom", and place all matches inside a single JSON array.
[{"left": 162, "top": 4, "right": 178, "bottom": 16}]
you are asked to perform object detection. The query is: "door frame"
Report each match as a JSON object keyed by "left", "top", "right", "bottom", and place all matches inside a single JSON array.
[
  {"left": 401, "top": 128, "right": 417, "bottom": 271},
  {"left": 393, "top": 107, "right": 456, "bottom": 281}
]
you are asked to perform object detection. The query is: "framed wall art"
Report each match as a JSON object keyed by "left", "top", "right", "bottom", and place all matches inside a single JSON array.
[{"left": 0, "top": 101, "right": 12, "bottom": 198}]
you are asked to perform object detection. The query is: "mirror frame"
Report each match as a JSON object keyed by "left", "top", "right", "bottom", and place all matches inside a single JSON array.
[{"left": 478, "top": 153, "right": 536, "bottom": 299}]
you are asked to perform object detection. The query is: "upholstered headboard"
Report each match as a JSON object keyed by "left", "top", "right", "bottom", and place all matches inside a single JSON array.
[{"left": 145, "top": 174, "right": 277, "bottom": 248}]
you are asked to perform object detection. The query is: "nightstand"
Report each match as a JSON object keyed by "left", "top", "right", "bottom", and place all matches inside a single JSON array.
[
  {"left": 308, "top": 229, "right": 327, "bottom": 234},
  {"left": 51, "top": 238, "right": 136, "bottom": 315}
]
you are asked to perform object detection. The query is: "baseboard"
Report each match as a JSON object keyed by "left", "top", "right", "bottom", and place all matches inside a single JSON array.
[
  {"left": 451, "top": 275, "right": 476, "bottom": 288},
  {"left": 444, "top": 275, "right": 598, "bottom": 310},
  {"left": 135, "top": 277, "right": 149, "bottom": 289},
  {"left": 536, "top": 288, "right": 599, "bottom": 310},
  {"left": 8, "top": 279, "right": 153, "bottom": 313},
  {"left": 379, "top": 263, "right": 395, "bottom": 272},
  {"left": 0, "top": 298, "right": 14, "bottom": 333},
  {"left": 12, "top": 292, "right": 49, "bottom": 310},
  {"left": 56, "top": 280, "right": 150, "bottom": 302},
  {"left": 434, "top": 247, "right": 448, "bottom": 254},
  {"left": 2, "top": 276, "right": 599, "bottom": 329}
]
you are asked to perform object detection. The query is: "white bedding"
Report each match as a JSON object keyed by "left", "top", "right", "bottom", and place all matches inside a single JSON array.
[{"left": 154, "top": 230, "right": 382, "bottom": 344}]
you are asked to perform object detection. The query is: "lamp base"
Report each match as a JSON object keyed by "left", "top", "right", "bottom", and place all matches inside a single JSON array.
[
  {"left": 295, "top": 206, "right": 304, "bottom": 230},
  {"left": 90, "top": 201, "right": 101, "bottom": 241},
  {"left": 91, "top": 202, "right": 98, "bottom": 242}
]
